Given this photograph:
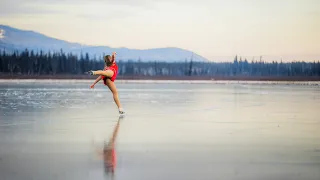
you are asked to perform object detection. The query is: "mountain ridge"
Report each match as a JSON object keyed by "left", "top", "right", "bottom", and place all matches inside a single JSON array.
[{"left": 0, "top": 24, "right": 208, "bottom": 62}]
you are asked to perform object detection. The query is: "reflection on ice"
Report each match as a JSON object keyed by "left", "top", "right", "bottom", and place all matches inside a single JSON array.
[{"left": 0, "top": 80, "right": 319, "bottom": 180}]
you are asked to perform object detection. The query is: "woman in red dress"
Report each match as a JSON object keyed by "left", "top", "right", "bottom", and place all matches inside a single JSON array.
[{"left": 88, "top": 52, "right": 124, "bottom": 115}]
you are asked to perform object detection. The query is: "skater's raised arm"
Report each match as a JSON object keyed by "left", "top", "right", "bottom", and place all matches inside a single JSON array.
[
  {"left": 111, "top": 52, "right": 116, "bottom": 63},
  {"left": 90, "top": 75, "right": 102, "bottom": 88}
]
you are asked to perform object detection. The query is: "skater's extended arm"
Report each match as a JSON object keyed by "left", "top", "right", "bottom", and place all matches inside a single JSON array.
[{"left": 91, "top": 76, "right": 102, "bottom": 88}]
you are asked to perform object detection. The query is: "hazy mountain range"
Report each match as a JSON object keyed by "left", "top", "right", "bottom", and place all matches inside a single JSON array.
[
  {"left": 0, "top": 25, "right": 207, "bottom": 62},
  {"left": 1, "top": 25, "right": 319, "bottom": 62}
]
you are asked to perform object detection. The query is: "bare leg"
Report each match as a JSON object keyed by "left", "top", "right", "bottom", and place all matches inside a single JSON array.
[
  {"left": 105, "top": 78, "right": 122, "bottom": 111},
  {"left": 88, "top": 69, "right": 124, "bottom": 114},
  {"left": 92, "top": 70, "right": 114, "bottom": 77}
]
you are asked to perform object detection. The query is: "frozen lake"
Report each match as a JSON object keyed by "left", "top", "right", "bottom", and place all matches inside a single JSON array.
[{"left": 0, "top": 80, "right": 319, "bottom": 180}]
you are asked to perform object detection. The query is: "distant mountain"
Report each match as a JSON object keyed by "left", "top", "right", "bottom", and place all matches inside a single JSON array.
[{"left": 0, "top": 25, "right": 208, "bottom": 62}]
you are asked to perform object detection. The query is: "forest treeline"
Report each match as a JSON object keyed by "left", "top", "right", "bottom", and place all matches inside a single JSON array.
[{"left": 0, "top": 49, "right": 319, "bottom": 77}]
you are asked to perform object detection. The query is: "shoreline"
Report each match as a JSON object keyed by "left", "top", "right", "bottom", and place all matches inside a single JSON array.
[
  {"left": 1, "top": 75, "right": 320, "bottom": 81},
  {"left": 0, "top": 75, "right": 319, "bottom": 86}
]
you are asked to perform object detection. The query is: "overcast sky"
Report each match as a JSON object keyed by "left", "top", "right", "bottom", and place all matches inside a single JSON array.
[{"left": 0, "top": 0, "right": 319, "bottom": 61}]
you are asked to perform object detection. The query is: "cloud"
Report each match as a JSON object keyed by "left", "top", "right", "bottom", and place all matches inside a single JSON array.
[
  {"left": 0, "top": 0, "right": 156, "bottom": 18},
  {"left": 1, "top": 0, "right": 156, "bottom": 10},
  {"left": 0, "top": 0, "right": 66, "bottom": 16},
  {"left": 76, "top": 11, "right": 132, "bottom": 20}
]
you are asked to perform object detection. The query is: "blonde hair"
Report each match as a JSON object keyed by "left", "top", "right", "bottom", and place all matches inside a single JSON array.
[{"left": 104, "top": 55, "right": 113, "bottom": 66}]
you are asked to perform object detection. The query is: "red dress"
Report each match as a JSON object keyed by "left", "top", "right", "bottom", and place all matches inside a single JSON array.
[{"left": 102, "top": 63, "right": 118, "bottom": 85}]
